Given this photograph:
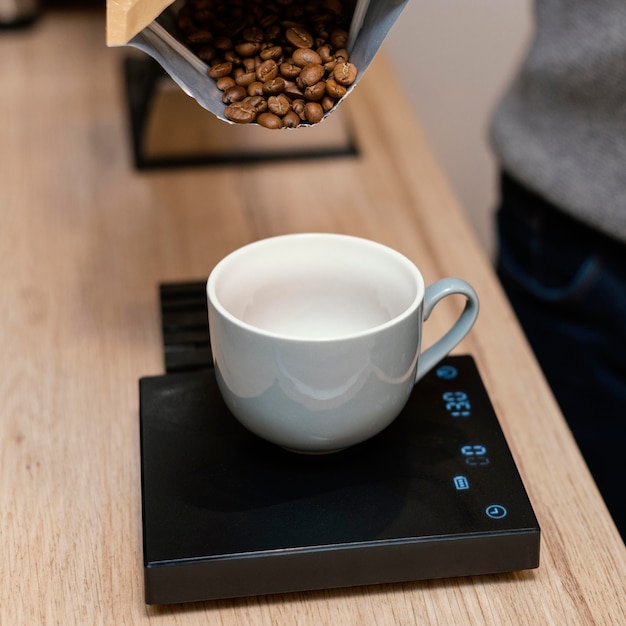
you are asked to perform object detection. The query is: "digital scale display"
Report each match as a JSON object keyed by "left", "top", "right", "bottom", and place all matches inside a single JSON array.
[{"left": 137, "top": 283, "right": 540, "bottom": 605}]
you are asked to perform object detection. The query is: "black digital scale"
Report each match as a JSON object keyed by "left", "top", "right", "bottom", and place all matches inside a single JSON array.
[{"left": 138, "top": 282, "right": 540, "bottom": 605}]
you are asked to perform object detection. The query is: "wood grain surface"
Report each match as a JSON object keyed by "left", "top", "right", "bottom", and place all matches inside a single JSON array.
[{"left": 1, "top": 8, "right": 625, "bottom": 625}]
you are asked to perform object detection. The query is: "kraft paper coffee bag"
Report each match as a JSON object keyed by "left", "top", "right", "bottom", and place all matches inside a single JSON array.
[{"left": 107, "top": 0, "right": 410, "bottom": 128}]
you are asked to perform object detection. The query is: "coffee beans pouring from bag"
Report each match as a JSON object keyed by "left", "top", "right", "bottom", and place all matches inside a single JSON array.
[{"left": 177, "top": 0, "right": 358, "bottom": 129}]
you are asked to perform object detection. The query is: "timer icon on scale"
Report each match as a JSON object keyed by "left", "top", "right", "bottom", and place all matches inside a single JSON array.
[{"left": 485, "top": 504, "right": 508, "bottom": 519}]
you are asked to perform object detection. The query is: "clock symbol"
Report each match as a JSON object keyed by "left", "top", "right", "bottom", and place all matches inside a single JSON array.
[{"left": 485, "top": 504, "right": 508, "bottom": 519}]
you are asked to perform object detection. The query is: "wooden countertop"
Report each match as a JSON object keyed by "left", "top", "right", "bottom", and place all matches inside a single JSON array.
[{"left": 2, "top": 8, "right": 625, "bottom": 625}]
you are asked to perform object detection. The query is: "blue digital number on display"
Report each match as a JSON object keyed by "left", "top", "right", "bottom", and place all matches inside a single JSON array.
[
  {"left": 442, "top": 391, "right": 471, "bottom": 417},
  {"left": 461, "top": 444, "right": 490, "bottom": 467}
]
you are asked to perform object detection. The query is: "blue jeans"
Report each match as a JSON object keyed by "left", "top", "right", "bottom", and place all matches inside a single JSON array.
[{"left": 496, "top": 173, "right": 626, "bottom": 541}]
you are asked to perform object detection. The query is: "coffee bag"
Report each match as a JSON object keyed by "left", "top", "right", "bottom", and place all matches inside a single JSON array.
[{"left": 107, "top": 0, "right": 410, "bottom": 128}]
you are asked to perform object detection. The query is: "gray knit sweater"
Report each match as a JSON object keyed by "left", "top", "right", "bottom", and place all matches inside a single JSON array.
[{"left": 490, "top": 0, "right": 626, "bottom": 244}]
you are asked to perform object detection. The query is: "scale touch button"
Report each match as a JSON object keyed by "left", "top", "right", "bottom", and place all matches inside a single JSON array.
[
  {"left": 453, "top": 475, "right": 470, "bottom": 490},
  {"left": 485, "top": 504, "right": 508, "bottom": 519},
  {"left": 436, "top": 365, "right": 458, "bottom": 380}
]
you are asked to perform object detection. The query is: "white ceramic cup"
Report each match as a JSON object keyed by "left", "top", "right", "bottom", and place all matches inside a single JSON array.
[{"left": 207, "top": 233, "right": 479, "bottom": 453}]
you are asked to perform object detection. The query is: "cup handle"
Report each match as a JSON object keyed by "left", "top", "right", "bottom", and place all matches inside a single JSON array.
[{"left": 415, "top": 278, "right": 479, "bottom": 382}]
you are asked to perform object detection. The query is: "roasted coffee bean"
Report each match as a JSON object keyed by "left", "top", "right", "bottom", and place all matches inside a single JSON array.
[
  {"left": 224, "top": 101, "right": 257, "bottom": 124},
  {"left": 216, "top": 76, "right": 236, "bottom": 91},
  {"left": 292, "top": 98, "right": 307, "bottom": 120},
  {"left": 280, "top": 62, "right": 301, "bottom": 79},
  {"left": 264, "top": 24, "right": 282, "bottom": 42},
  {"left": 304, "top": 101, "right": 324, "bottom": 124},
  {"left": 207, "top": 62, "right": 233, "bottom": 79},
  {"left": 330, "top": 29, "right": 349, "bottom": 50},
  {"left": 214, "top": 36, "right": 233, "bottom": 51},
  {"left": 257, "top": 112, "right": 283, "bottom": 129},
  {"left": 259, "top": 14, "right": 278, "bottom": 30},
  {"left": 335, "top": 48, "right": 349, "bottom": 62},
  {"left": 247, "top": 81, "right": 264, "bottom": 96},
  {"left": 268, "top": 94, "right": 291, "bottom": 116},
  {"left": 282, "top": 110, "right": 301, "bottom": 128},
  {"left": 283, "top": 80, "right": 304, "bottom": 100},
  {"left": 242, "top": 26, "right": 264, "bottom": 43},
  {"left": 285, "top": 27, "right": 314, "bottom": 49},
  {"left": 333, "top": 61, "right": 357, "bottom": 86},
  {"left": 325, "top": 77, "right": 346, "bottom": 98},
  {"left": 262, "top": 77, "right": 286, "bottom": 95},
  {"left": 317, "top": 45, "right": 333, "bottom": 63},
  {"left": 224, "top": 50, "right": 241, "bottom": 65},
  {"left": 244, "top": 95, "right": 268, "bottom": 115},
  {"left": 324, "top": 0, "right": 343, "bottom": 14},
  {"left": 321, "top": 95, "right": 336, "bottom": 112},
  {"left": 292, "top": 48, "right": 322, "bottom": 67},
  {"left": 256, "top": 59, "right": 278, "bottom": 82},
  {"left": 281, "top": 19, "right": 302, "bottom": 31},
  {"left": 260, "top": 45, "right": 283, "bottom": 61},
  {"left": 235, "top": 42, "right": 261, "bottom": 57},
  {"left": 304, "top": 81, "right": 326, "bottom": 101},
  {"left": 222, "top": 85, "right": 247, "bottom": 103},
  {"left": 186, "top": 30, "right": 212, "bottom": 45},
  {"left": 234, "top": 69, "right": 257, "bottom": 87},
  {"left": 298, "top": 63, "right": 325, "bottom": 87},
  {"left": 195, "top": 44, "right": 217, "bottom": 63}
]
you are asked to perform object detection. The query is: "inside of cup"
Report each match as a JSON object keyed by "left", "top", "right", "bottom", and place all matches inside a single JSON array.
[{"left": 211, "top": 235, "right": 423, "bottom": 340}]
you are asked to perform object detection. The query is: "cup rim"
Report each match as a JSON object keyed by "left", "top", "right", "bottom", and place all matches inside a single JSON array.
[{"left": 207, "top": 233, "right": 425, "bottom": 343}]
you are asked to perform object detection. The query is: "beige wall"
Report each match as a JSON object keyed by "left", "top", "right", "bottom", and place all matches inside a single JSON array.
[{"left": 384, "top": 0, "right": 533, "bottom": 258}]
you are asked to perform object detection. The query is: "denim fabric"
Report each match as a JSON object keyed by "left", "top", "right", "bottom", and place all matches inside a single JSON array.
[{"left": 496, "top": 173, "right": 626, "bottom": 542}]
